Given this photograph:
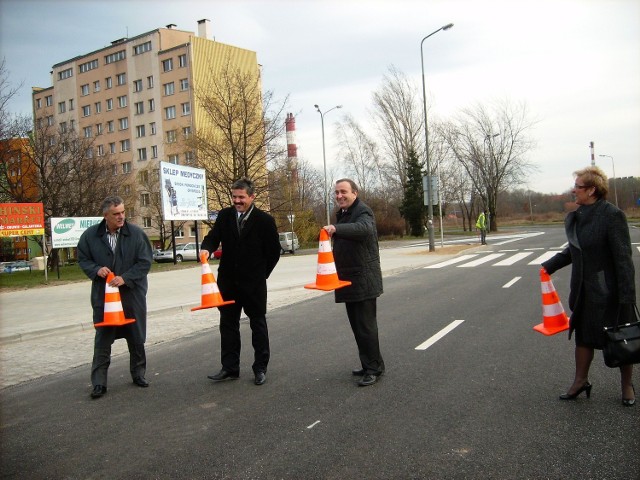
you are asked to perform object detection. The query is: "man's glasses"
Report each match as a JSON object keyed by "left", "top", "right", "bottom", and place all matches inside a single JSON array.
[{"left": 574, "top": 184, "right": 590, "bottom": 189}]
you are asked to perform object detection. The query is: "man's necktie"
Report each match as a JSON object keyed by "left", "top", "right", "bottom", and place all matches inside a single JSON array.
[{"left": 237, "top": 212, "right": 245, "bottom": 232}]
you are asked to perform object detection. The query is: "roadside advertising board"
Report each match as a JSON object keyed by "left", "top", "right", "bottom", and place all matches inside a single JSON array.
[
  {"left": 159, "top": 162, "right": 208, "bottom": 221},
  {"left": 51, "top": 217, "right": 103, "bottom": 248},
  {"left": 0, "top": 203, "right": 45, "bottom": 237}
]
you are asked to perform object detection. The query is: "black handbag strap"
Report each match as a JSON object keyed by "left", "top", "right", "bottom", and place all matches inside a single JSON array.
[{"left": 613, "top": 304, "right": 640, "bottom": 331}]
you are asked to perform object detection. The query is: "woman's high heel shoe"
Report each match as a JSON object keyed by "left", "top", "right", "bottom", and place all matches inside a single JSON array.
[
  {"left": 559, "top": 382, "right": 592, "bottom": 400},
  {"left": 622, "top": 385, "right": 635, "bottom": 407}
]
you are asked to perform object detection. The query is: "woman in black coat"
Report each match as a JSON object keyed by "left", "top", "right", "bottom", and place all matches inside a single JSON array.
[{"left": 542, "top": 166, "right": 636, "bottom": 406}]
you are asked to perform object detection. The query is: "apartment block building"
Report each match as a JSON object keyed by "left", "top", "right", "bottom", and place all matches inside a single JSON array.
[{"left": 32, "top": 20, "right": 261, "bottom": 247}]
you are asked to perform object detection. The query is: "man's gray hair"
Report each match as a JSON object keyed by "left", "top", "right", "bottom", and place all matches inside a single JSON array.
[
  {"left": 101, "top": 195, "right": 124, "bottom": 213},
  {"left": 231, "top": 178, "right": 255, "bottom": 196}
]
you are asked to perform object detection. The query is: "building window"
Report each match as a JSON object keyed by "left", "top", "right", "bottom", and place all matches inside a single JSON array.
[
  {"left": 133, "top": 79, "right": 143, "bottom": 92},
  {"left": 79, "top": 59, "right": 99, "bottom": 73},
  {"left": 109, "top": 143, "right": 116, "bottom": 154},
  {"left": 162, "top": 58, "right": 173, "bottom": 72},
  {"left": 96, "top": 123, "right": 103, "bottom": 135},
  {"left": 185, "top": 151, "right": 195, "bottom": 164},
  {"left": 46, "top": 115, "right": 54, "bottom": 126},
  {"left": 143, "top": 217, "right": 152, "bottom": 228},
  {"left": 181, "top": 102, "right": 190, "bottom": 116},
  {"left": 106, "top": 98, "right": 113, "bottom": 111},
  {"left": 180, "top": 78, "right": 189, "bottom": 91},
  {"left": 182, "top": 126, "right": 191, "bottom": 138},
  {"left": 94, "top": 102, "right": 101, "bottom": 114},
  {"left": 178, "top": 54, "right": 187, "bottom": 67},
  {"left": 106, "top": 77, "right": 112, "bottom": 89},
  {"left": 116, "top": 73, "right": 126, "bottom": 85},
  {"left": 105, "top": 50, "right": 126, "bottom": 64},
  {"left": 97, "top": 145, "right": 104, "bottom": 156},
  {"left": 134, "top": 102, "right": 144, "bottom": 115},
  {"left": 107, "top": 120, "right": 114, "bottom": 133},
  {"left": 59, "top": 121, "right": 67, "bottom": 133},
  {"left": 45, "top": 95, "right": 53, "bottom": 106},
  {"left": 165, "top": 106, "right": 176, "bottom": 120},
  {"left": 58, "top": 68, "right": 73, "bottom": 80},
  {"left": 36, "top": 98, "right": 42, "bottom": 109},
  {"left": 148, "top": 99, "right": 155, "bottom": 112},
  {"left": 121, "top": 139, "right": 130, "bottom": 152},
  {"left": 93, "top": 80, "right": 101, "bottom": 92},
  {"left": 58, "top": 102, "right": 66, "bottom": 114},
  {"left": 133, "top": 41, "right": 152, "bottom": 55},
  {"left": 69, "top": 98, "right": 74, "bottom": 110},
  {"left": 140, "top": 193, "right": 150, "bottom": 206},
  {"left": 138, "top": 148, "right": 147, "bottom": 161},
  {"left": 136, "top": 125, "right": 146, "bottom": 138},
  {"left": 81, "top": 105, "right": 91, "bottom": 117},
  {"left": 70, "top": 119, "right": 75, "bottom": 130},
  {"left": 150, "top": 122, "right": 157, "bottom": 135},
  {"left": 81, "top": 84, "right": 90, "bottom": 96},
  {"left": 86, "top": 147, "right": 94, "bottom": 159},
  {"left": 163, "top": 82, "right": 175, "bottom": 96},
  {"left": 147, "top": 75, "right": 154, "bottom": 88},
  {"left": 168, "top": 154, "right": 179, "bottom": 164},
  {"left": 117, "top": 95, "right": 127, "bottom": 108},
  {"left": 123, "top": 185, "right": 132, "bottom": 195},
  {"left": 122, "top": 161, "right": 132, "bottom": 173},
  {"left": 175, "top": 227, "right": 184, "bottom": 238},
  {"left": 151, "top": 145, "right": 158, "bottom": 158},
  {"left": 83, "top": 126, "right": 92, "bottom": 138},
  {"left": 118, "top": 117, "right": 129, "bottom": 130},
  {"left": 166, "top": 130, "right": 177, "bottom": 143}
]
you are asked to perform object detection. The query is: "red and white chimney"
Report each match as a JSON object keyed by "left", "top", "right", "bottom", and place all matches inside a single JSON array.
[{"left": 285, "top": 113, "right": 298, "bottom": 181}]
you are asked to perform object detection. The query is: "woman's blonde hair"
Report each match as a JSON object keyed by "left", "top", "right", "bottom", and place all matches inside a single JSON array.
[{"left": 574, "top": 166, "right": 608, "bottom": 200}]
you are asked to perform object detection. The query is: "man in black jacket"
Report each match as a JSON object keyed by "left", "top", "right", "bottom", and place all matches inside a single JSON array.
[
  {"left": 323, "top": 179, "right": 385, "bottom": 386},
  {"left": 201, "top": 178, "right": 281, "bottom": 385}
]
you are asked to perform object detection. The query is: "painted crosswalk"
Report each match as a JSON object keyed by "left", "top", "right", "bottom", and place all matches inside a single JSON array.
[{"left": 425, "top": 249, "right": 564, "bottom": 269}]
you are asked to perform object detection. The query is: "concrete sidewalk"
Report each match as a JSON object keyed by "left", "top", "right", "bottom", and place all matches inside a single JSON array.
[{"left": 0, "top": 242, "right": 475, "bottom": 388}]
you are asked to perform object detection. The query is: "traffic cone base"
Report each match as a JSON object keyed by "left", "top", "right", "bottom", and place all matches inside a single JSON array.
[
  {"left": 304, "top": 229, "right": 352, "bottom": 291},
  {"left": 192, "top": 252, "right": 235, "bottom": 311},
  {"left": 95, "top": 273, "right": 136, "bottom": 327},
  {"left": 533, "top": 268, "right": 569, "bottom": 336}
]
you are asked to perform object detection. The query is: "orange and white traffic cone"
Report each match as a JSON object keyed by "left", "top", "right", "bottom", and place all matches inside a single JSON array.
[
  {"left": 533, "top": 267, "right": 570, "bottom": 336},
  {"left": 191, "top": 252, "right": 235, "bottom": 311},
  {"left": 304, "top": 229, "right": 352, "bottom": 291},
  {"left": 95, "top": 272, "right": 136, "bottom": 327}
]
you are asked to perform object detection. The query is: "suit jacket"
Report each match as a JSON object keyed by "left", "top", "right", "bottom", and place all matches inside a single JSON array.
[
  {"left": 77, "top": 219, "right": 153, "bottom": 343},
  {"left": 201, "top": 205, "right": 280, "bottom": 316}
]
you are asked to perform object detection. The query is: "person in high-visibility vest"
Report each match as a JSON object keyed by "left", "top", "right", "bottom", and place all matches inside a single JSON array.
[{"left": 476, "top": 211, "right": 487, "bottom": 245}]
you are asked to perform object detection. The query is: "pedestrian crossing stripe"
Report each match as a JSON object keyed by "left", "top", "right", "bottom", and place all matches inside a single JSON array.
[{"left": 425, "top": 250, "right": 563, "bottom": 269}]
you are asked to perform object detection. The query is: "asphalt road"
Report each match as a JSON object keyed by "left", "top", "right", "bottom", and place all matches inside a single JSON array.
[{"left": 1, "top": 226, "right": 639, "bottom": 479}]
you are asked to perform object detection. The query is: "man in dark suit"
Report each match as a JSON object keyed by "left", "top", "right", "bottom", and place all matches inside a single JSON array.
[{"left": 201, "top": 178, "right": 281, "bottom": 385}]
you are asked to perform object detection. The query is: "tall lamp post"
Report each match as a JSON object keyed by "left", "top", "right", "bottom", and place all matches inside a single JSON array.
[
  {"left": 314, "top": 104, "right": 343, "bottom": 225},
  {"left": 599, "top": 154, "right": 618, "bottom": 207},
  {"left": 421, "top": 23, "right": 453, "bottom": 252}
]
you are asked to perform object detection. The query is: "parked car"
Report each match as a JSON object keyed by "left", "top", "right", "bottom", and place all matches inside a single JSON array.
[
  {"left": 279, "top": 232, "right": 299, "bottom": 254},
  {"left": 153, "top": 242, "right": 199, "bottom": 263},
  {"left": 2, "top": 260, "right": 32, "bottom": 273}
]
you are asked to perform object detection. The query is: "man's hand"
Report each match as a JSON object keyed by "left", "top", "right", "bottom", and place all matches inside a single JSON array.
[
  {"left": 322, "top": 225, "right": 336, "bottom": 236},
  {"left": 97, "top": 266, "right": 112, "bottom": 279}
]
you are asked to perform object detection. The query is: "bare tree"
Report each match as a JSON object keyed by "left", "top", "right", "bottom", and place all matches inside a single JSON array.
[
  {"left": 441, "top": 99, "right": 537, "bottom": 231},
  {"left": 189, "top": 56, "right": 289, "bottom": 210}
]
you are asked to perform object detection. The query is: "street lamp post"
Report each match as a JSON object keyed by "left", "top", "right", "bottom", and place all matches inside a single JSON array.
[
  {"left": 314, "top": 104, "right": 343, "bottom": 225},
  {"left": 599, "top": 154, "right": 618, "bottom": 207},
  {"left": 421, "top": 23, "right": 453, "bottom": 252}
]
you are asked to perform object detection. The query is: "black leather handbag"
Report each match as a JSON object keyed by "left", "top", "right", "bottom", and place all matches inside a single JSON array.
[{"left": 603, "top": 304, "right": 640, "bottom": 368}]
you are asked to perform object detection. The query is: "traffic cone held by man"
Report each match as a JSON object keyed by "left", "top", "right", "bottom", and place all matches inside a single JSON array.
[
  {"left": 192, "top": 252, "right": 235, "bottom": 311},
  {"left": 95, "top": 272, "right": 136, "bottom": 327},
  {"left": 533, "top": 267, "right": 570, "bottom": 335},
  {"left": 305, "top": 229, "right": 351, "bottom": 291}
]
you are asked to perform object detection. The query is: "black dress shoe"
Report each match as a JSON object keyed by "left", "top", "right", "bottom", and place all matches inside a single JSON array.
[
  {"left": 133, "top": 377, "right": 149, "bottom": 387},
  {"left": 352, "top": 368, "right": 365, "bottom": 376},
  {"left": 90, "top": 385, "right": 107, "bottom": 398},
  {"left": 358, "top": 374, "right": 378, "bottom": 387},
  {"left": 207, "top": 369, "right": 239, "bottom": 381},
  {"left": 254, "top": 371, "right": 266, "bottom": 386}
]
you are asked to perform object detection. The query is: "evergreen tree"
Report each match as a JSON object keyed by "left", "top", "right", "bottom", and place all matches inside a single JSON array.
[{"left": 399, "top": 150, "right": 426, "bottom": 236}]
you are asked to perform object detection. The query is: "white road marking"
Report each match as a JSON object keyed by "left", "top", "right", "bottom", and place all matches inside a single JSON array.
[
  {"left": 307, "top": 421, "right": 321, "bottom": 429},
  {"left": 502, "top": 277, "right": 521, "bottom": 288},
  {"left": 425, "top": 254, "right": 479, "bottom": 269},
  {"left": 493, "top": 252, "right": 534, "bottom": 266},
  {"left": 528, "top": 251, "right": 561, "bottom": 265},
  {"left": 415, "top": 320, "right": 465, "bottom": 351},
  {"left": 458, "top": 253, "right": 505, "bottom": 267}
]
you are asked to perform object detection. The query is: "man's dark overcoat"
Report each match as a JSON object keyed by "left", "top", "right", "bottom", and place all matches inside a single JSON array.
[
  {"left": 201, "top": 206, "right": 280, "bottom": 316},
  {"left": 77, "top": 219, "right": 152, "bottom": 344},
  {"left": 542, "top": 199, "right": 636, "bottom": 346},
  {"left": 332, "top": 198, "right": 383, "bottom": 303}
]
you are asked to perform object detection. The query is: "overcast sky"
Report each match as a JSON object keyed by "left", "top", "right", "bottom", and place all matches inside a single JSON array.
[{"left": 1, "top": 0, "right": 638, "bottom": 195}]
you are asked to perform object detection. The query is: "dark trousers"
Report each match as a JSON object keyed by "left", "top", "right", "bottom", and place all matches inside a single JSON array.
[
  {"left": 91, "top": 329, "right": 146, "bottom": 387},
  {"left": 480, "top": 229, "right": 487, "bottom": 245},
  {"left": 219, "top": 303, "right": 270, "bottom": 374},
  {"left": 345, "top": 299, "right": 385, "bottom": 376}
]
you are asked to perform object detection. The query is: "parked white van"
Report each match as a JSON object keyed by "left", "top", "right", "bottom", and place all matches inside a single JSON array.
[{"left": 278, "top": 232, "right": 299, "bottom": 254}]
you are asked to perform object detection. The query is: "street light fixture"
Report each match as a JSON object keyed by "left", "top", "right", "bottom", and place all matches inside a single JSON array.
[
  {"left": 314, "top": 104, "right": 343, "bottom": 225},
  {"left": 599, "top": 154, "right": 618, "bottom": 207},
  {"left": 421, "top": 22, "right": 453, "bottom": 252}
]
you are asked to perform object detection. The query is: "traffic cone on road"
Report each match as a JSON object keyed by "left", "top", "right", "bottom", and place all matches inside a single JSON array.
[
  {"left": 304, "top": 229, "right": 352, "bottom": 291},
  {"left": 95, "top": 272, "right": 136, "bottom": 327},
  {"left": 191, "top": 252, "right": 235, "bottom": 311},
  {"left": 533, "top": 267, "right": 570, "bottom": 336}
]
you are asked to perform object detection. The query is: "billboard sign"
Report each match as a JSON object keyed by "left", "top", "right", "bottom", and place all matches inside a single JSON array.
[
  {"left": 51, "top": 217, "right": 103, "bottom": 248},
  {"left": 0, "top": 203, "right": 45, "bottom": 237},
  {"left": 159, "top": 162, "right": 208, "bottom": 221}
]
